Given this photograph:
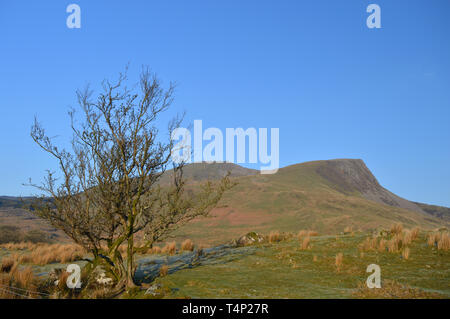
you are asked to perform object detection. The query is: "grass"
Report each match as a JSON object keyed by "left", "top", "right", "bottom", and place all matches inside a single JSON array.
[
  {"left": 151, "top": 232, "right": 449, "bottom": 298},
  {"left": 0, "top": 229, "right": 448, "bottom": 299}
]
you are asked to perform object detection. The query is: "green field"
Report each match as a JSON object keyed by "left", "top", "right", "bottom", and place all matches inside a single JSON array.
[{"left": 148, "top": 233, "right": 449, "bottom": 299}]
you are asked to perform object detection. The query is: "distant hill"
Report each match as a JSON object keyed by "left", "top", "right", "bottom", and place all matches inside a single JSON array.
[{"left": 1, "top": 159, "right": 448, "bottom": 245}]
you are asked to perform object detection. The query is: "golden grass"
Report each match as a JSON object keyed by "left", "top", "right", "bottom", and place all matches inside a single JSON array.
[
  {"left": 297, "top": 230, "right": 318, "bottom": 241},
  {"left": 297, "top": 230, "right": 307, "bottom": 239},
  {"left": 0, "top": 264, "right": 38, "bottom": 298},
  {"left": 437, "top": 232, "right": 450, "bottom": 251},
  {"left": 335, "top": 253, "right": 343, "bottom": 271},
  {"left": 426, "top": 231, "right": 449, "bottom": 250},
  {"left": 410, "top": 227, "right": 420, "bottom": 241},
  {"left": 1, "top": 243, "right": 86, "bottom": 265},
  {"left": 268, "top": 231, "right": 280, "bottom": 243},
  {"left": 300, "top": 236, "right": 310, "bottom": 250},
  {"left": 403, "top": 230, "right": 412, "bottom": 246},
  {"left": 313, "top": 255, "right": 318, "bottom": 262},
  {"left": 359, "top": 236, "right": 378, "bottom": 251},
  {"left": 402, "top": 247, "right": 410, "bottom": 260},
  {"left": 344, "top": 226, "right": 352, "bottom": 234},
  {"left": 378, "top": 239, "right": 387, "bottom": 252},
  {"left": 0, "top": 242, "right": 38, "bottom": 251},
  {"left": 390, "top": 223, "right": 403, "bottom": 235},
  {"left": 1, "top": 254, "right": 18, "bottom": 273},
  {"left": 181, "top": 239, "right": 194, "bottom": 252},
  {"left": 151, "top": 246, "right": 162, "bottom": 254},
  {"left": 159, "top": 265, "right": 169, "bottom": 277},
  {"left": 162, "top": 242, "right": 177, "bottom": 255},
  {"left": 388, "top": 235, "right": 401, "bottom": 253},
  {"left": 20, "top": 244, "right": 86, "bottom": 265}
]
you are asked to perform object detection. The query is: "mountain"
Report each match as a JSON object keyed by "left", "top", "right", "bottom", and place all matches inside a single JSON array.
[
  {"left": 0, "top": 159, "right": 448, "bottom": 245},
  {"left": 172, "top": 159, "right": 449, "bottom": 244}
]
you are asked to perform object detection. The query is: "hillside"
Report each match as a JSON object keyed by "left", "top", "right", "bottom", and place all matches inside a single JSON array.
[
  {"left": 172, "top": 159, "right": 449, "bottom": 245},
  {"left": 1, "top": 159, "right": 448, "bottom": 246}
]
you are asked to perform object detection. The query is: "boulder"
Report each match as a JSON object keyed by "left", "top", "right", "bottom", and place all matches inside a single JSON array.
[{"left": 234, "top": 232, "right": 265, "bottom": 247}]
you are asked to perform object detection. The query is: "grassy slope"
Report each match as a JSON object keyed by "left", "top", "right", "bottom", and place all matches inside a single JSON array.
[
  {"left": 174, "top": 161, "right": 447, "bottom": 246},
  {"left": 153, "top": 233, "right": 450, "bottom": 298}
]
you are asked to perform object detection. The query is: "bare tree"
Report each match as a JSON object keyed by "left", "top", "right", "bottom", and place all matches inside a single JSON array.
[{"left": 29, "top": 67, "right": 233, "bottom": 292}]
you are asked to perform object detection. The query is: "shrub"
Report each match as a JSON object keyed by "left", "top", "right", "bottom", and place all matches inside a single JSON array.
[
  {"left": 23, "top": 230, "right": 49, "bottom": 243},
  {"left": 0, "top": 226, "right": 22, "bottom": 244}
]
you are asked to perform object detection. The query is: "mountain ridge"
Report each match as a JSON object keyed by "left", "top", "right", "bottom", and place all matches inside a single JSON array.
[{"left": 1, "top": 159, "right": 448, "bottom": 245}]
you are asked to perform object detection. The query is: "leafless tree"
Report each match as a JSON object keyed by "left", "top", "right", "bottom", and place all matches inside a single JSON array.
[{"left": 29, "top": 67, "right": 233, "bottom": 292}]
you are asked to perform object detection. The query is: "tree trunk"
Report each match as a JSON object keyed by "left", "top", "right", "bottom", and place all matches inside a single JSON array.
[{"left": 125, "top": 233, "right": 137, "bottom": 289}]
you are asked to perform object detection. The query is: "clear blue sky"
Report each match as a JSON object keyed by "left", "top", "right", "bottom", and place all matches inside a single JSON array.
[{"left": 0, "top": 1, "right": 449, "bottom": 206}]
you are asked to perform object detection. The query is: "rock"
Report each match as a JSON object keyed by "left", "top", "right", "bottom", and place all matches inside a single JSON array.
[
  {"left": 235, "top": 232, "right": 265, "bottom": 247},
  {"left": 144, "top": 283, "right": 162, "bottom": 296}
]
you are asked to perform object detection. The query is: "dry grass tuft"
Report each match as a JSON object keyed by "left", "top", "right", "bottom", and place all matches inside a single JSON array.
[
  {"left": 268, "top": 231, "right": 280, "bottom": 243},
  {"left": 162, "top": 242, "right": 177, "bottom": 255},
  {"left": 22, "top": 244, "right": 86, "bottom": 265},
  {"left": 0, "top": 265, "right": 38, "bottom": 298},
  {"left": 437, "top": 232, "right": 450, "bottom": 251},
  {"left": 410, "top": 227, "right": 420, "bottom": 241},
  {"left": 300, "top": 236, "right": 311, "bottom": 250},
  {"left": 151, "top": 246, "right": 162, "bottom": 254},
  {"left": 390, "top": 223, "right": 403, "bottom": 235},
  {"left": 297, "top": 230, "right": 307, "bottom": 240},
  {"left": 1, "top": 254, "right": 19, "bottom": 273},
  {"left": 360, "top": 236, "right": 378, "bottom": 252},
  {"left": 0, "top": 242, "right": 38, "bottom": 251},
  {"left": 335, "top": 253, "right": 343, "bottom": 271},
  {"left": 402, "top": 247, "right": 410, "bottom": 260},
  {"left": 378, "top": 239, "right": 387, "bottom": 252},
  {"left": 344, "top": 226, "right": 353, "bottom": 234},
  {"left": 159, "top": 265, "right": 169, "bottom": 277},
  {"left": 427, "top": 232, "right": 441, "bottom": 248},
  {"left": 297, "top": 230, "right": 318, "bottom": 241},
  {"left": 14, "top": 266, "right": 35, "bottom": 288},
  {"left": 388, "top": 235, "right": 402, "bottom": 253},
  {"left": 181, "top": 239, "right": 194, "bottom": 252},
  {"left": 307, "top": 230, "right": 318, "bottom": 237},
  {"left": 403, "top": 231, "right": 412, "bottom": 246},
  {"left": 313, "top": 255, "right": 318, "bottom": 262}
]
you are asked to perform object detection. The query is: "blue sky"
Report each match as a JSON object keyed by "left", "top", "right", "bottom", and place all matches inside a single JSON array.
[{"left": 0, "top": 0, "right": 449, "bottom": 206}]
